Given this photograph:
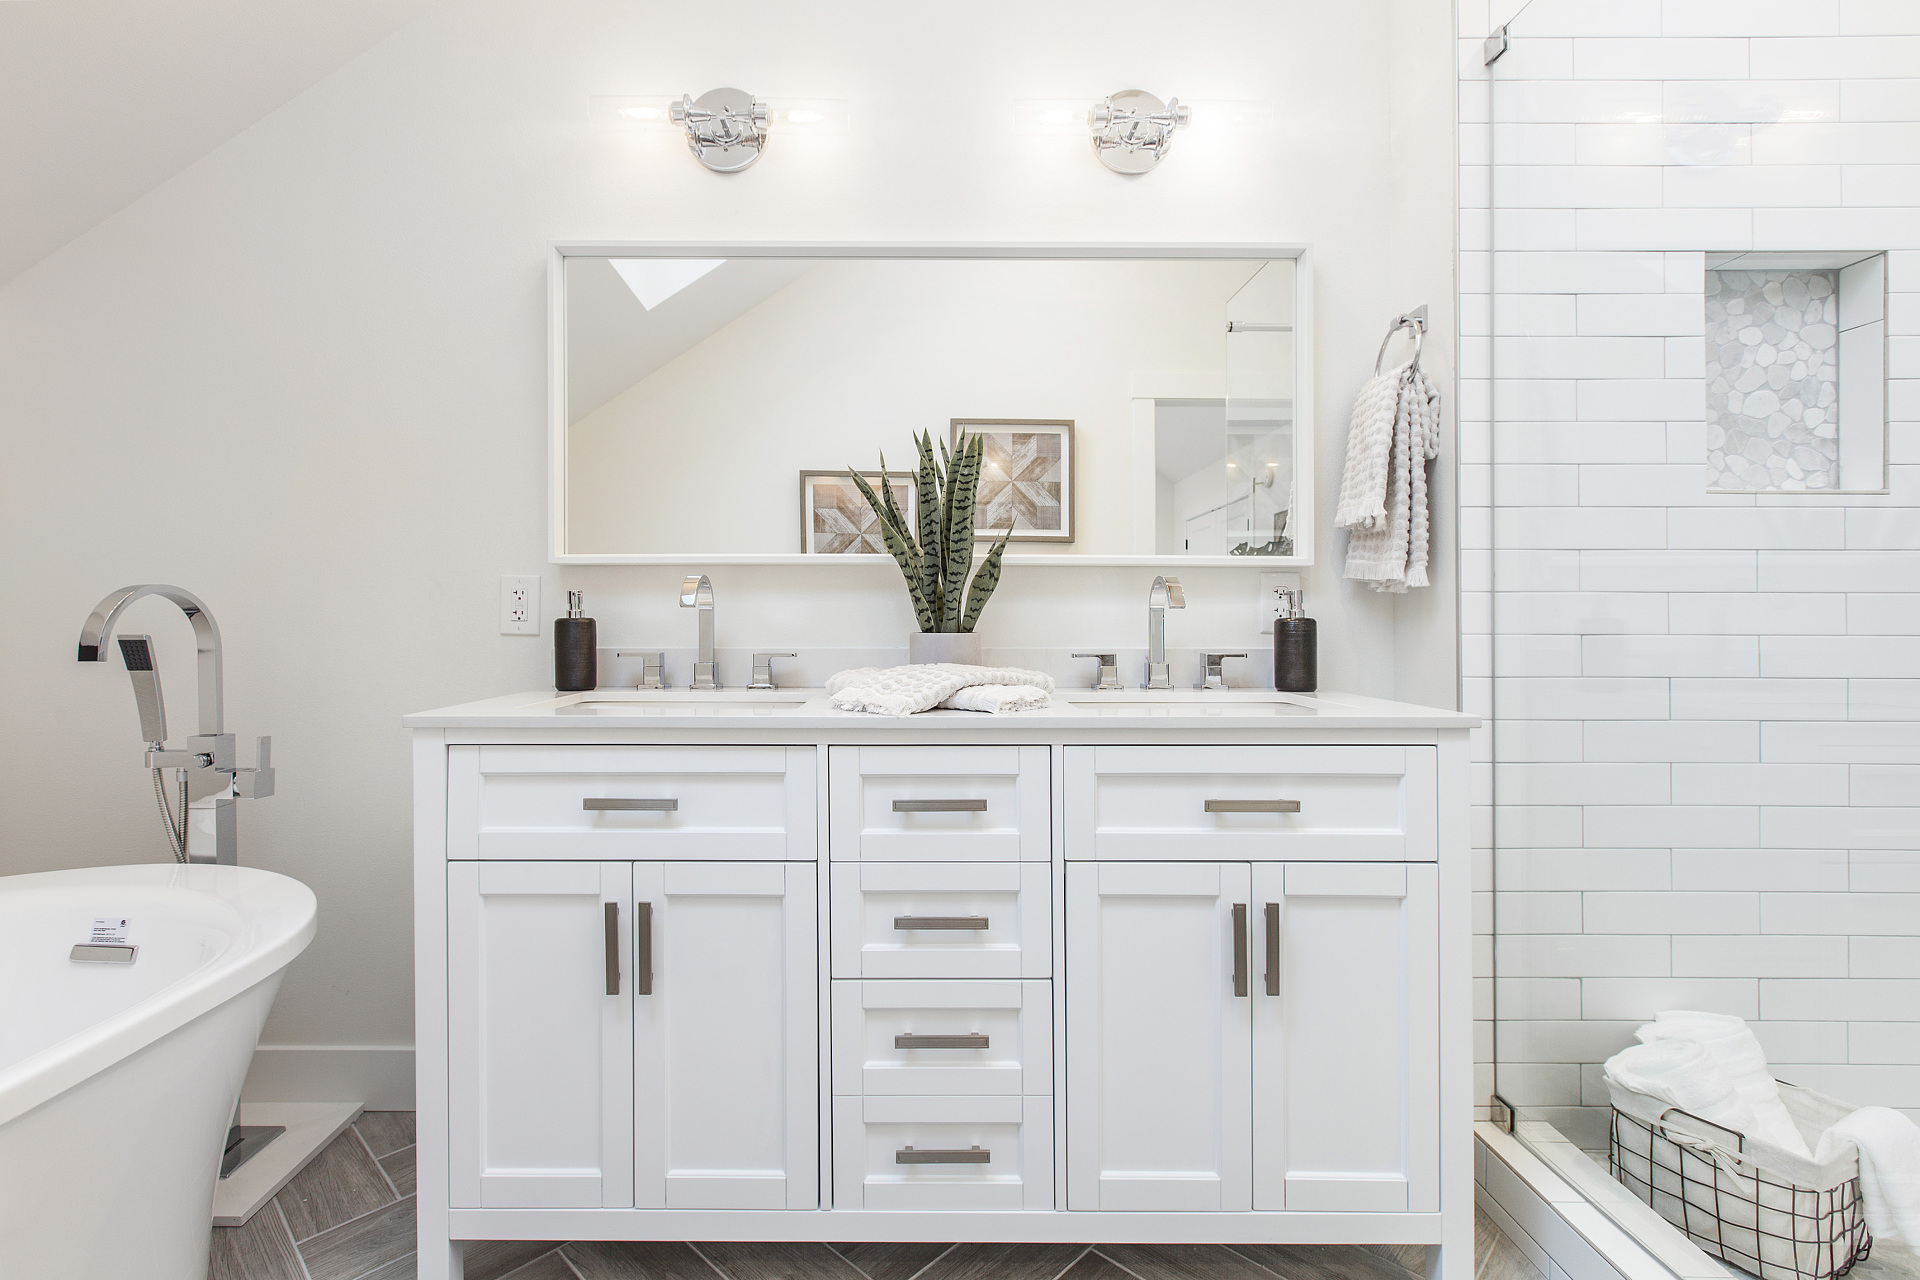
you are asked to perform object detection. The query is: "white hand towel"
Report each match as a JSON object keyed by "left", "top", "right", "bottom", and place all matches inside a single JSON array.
[
  {"left": 1604, "top": 1040, "right": 1762, "bottom": 1141},
  {"left": 1334, "top": 366, "right": 1404, "bottom": 530},
  {"left": 825, "top": 663, "right": 1055, "bottom": 717},
  {"left": 943, "top": 683, "right": 1051, "bottom": 714},
  {"left": 1815, "top": 1107, "right": 1920, "bottom": 1245},
  {"left": 1640, "top": 1011, "right": 1811, "bottom": 1157},
  {"left": 1339, "top": 363, "right": 1441, "bottom": 592}
]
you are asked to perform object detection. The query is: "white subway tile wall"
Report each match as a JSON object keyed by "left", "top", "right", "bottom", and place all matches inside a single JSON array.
[{"left": 1463, "top": 0, "right": 1920, "bottom": 1131}]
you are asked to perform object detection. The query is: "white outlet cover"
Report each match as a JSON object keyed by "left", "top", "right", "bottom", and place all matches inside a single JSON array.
[
  {"left": 1257, "top": 572, "right": 1303, "bottom": 635},
  {"left": 500, "top": 575, "right": 540, "bottom": 635}
]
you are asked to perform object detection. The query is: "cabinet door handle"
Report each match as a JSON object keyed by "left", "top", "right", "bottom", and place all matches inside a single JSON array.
[
  {"left": 1264, "top": 902, "right": 1280, "bottom": 998},
  {"left": 894, "top": 1032, "right": 990, "bottom": 1049},
  {"left": 604, "top": 902, "right": 620, "bottom": 996},
  {"left": 636, "top": 902, "right": 653, "bottom": 996},
  {"left": 1205, "top": 799, "right": 1301, "bottom": 814},
  {"left": 896, "top": 1145, "right": 991, "bottom": 1164},
  {"left": 1231, "top": 902, "right": 1249, "bottom": 997},
  {"left": 584, "top": 798, "right": 678, "bottom": 811},
  {"left": 892, "top": 798, "right": 988, "bottom": 812},
  {"left": 893, "top": 915, "right": 989, "bottom": 931}
]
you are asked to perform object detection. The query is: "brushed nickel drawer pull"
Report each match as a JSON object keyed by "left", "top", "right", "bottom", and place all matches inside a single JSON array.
[
  {"left": 604, "top": 903, "right": 620, "bottom": 995},
  {"left": 893, "top": 798, "right": 989, "bottom": 812},
  {"left": 1205, "top": 798, "right": 1301, "bottom": 814},
  {"left": 1232, "top": 902, "right": 1249, "bottom": 998},
  {"left": 584, "top": 798, "right": 678, "bottom": 812},
  {"left": 1264, "top": 902, "right": 1280, "bottom": 998},
  {"left": 893, "top": 915, "right": 989, "bottom": 931},
  {"left": 896, "top": 1145, "right": 991, "bottom": 1165},
  {"left": 636, "top": 902, "right": 653, "bottom": 996},
  {"left": 895, "top": 1032, "right": 990, "bottom": 1049}
]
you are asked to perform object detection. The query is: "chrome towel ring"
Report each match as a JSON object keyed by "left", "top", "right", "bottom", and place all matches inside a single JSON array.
[{"left": 1375, "top": 303, "right": 1429, "bottom": 375}]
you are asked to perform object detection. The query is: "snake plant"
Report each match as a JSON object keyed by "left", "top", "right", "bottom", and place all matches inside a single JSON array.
[{"left": 848, "top": 430, "right": 1013, "bottom": 634}]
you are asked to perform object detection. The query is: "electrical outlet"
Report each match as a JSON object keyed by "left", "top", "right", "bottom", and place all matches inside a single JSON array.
[
  {"left": 1258, "top": 572, "right": 1303, "bottom": 634},
  {"left": 500, "top": 575, "right": 539, "bottom": 635}
]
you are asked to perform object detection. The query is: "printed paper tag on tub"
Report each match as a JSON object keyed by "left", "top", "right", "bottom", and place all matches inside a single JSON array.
[{"left": 90, "top": 917, "right": 131, "bottom": 945}]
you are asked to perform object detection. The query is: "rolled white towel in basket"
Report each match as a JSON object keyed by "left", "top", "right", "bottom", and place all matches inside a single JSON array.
[
  {"left": 1604, "top": 1039, "right": 1762, "bottom": 1140},
  {"left": 1640, "top": 1011, "right": 1812, "bottom": 1157},
  {"left": 1817, "top": 1107, "right": 1920, "bottom": 1246}
]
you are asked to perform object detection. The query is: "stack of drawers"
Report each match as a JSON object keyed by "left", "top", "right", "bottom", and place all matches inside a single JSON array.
[{"left": 827, "top": 745, "right": 1053, "bottom": 1210}]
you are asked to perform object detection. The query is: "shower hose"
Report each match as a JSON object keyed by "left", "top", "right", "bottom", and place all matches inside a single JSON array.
[{"left": 151, "top": 767, "right": 189, "bottom": 863}]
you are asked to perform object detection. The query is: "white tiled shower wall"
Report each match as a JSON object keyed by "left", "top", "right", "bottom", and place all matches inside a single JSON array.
[{"left": 1457, "top": 0, "right": 1920, "bottom": 1141}]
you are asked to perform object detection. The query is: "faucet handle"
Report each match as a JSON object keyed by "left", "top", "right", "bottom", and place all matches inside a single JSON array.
[
  {"left": 1072, "top": 653, "right": 1122, "bottom": 691},
  {"left": 235, "top": 736, "right": 275, "bottom": 799},
  {"left": 1199, "top": 652, "right": 1249, "bottom": 690},
  {"left": 625, "top": 651, "right": 666, "bottom": 689},
  {"left": 749, "top": 652, "right": 796, "bottom": 690}
]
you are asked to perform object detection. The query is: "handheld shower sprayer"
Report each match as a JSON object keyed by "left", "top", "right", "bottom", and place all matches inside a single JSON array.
[{"left": 116, "top": 635, "right": 168, "bottom": 748}]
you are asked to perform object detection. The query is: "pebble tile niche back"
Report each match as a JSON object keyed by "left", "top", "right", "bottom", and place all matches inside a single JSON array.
[{"left": 406, "top": 689, "right": 1478, "bottom": 1279}]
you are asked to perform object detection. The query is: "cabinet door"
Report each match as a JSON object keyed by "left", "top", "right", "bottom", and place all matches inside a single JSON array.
[
  {"left": 1252, "top": 862, "right": 1439, "bottom": 1213},
  {"left": 447, "top": 861, "right": 634, "bottom": 1209},
  {"left": 634, "top": 861, "right": 818, "bottom": 1209},
  {"left": 1066, "top": 861, "right": 1251, "bottom": 1211}
]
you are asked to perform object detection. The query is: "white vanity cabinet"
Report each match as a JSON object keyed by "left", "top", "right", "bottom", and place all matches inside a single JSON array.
[{"left": 411, "top": 693, "right": 1475, "bottom": 1280}]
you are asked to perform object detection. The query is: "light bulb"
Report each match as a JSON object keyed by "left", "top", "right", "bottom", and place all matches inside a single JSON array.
[{"left": 786, "top": 109, "right": 822, "bottom": 125}]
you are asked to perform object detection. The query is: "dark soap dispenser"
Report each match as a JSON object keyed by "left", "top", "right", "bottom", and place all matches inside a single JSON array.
[
  {"left": 1273, "top": 588, "right": 1317, "bottom": 693},
  {"left": 555, "top": 590, "right": 597, "bottom": 692}
]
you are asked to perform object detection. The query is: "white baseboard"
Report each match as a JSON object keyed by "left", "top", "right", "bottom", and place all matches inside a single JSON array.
[{"left": 242, "top": 1045, "right": 415, "bottom": 1110}]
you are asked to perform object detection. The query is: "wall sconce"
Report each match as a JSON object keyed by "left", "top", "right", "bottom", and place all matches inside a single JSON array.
[
  {"left": 591, "top": 94, "right": 848, "bottom": 170},
  {"left": 669, "top": 88, "right": 770, "bottom": 172},
  {"left": 1089, "top": 89, "right": 1190, "bottom": 173}
]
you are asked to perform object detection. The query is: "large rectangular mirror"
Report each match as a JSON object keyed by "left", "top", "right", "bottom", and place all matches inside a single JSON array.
[{"left": 550, "top": 245, "right": 1312, "bottom": 565}]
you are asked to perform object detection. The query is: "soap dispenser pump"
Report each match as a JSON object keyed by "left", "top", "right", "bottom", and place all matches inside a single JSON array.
[
  {"left": 1273, "top": 588, "right": 1317, "bottom": 693},
  {"left": 555, "top": 590, "right": 597, "bottom": 692}
]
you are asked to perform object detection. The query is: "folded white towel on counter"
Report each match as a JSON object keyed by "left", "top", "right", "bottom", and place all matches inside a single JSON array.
[
  {"left": 825, "top": 663, "right": 1055, "bottom": 716},
  {"left": 1337, "top": 361, "right": 1441, "bottom": 593},
  {"left": 1816, "top": 1106, "right": 1920, "bottom": 1244},
  {"left": 1604, "top": 1040, "right": 1762, "bottom": 1140},
  {"left": 1640, "top": 1011, "right": 1812, "bottom": 1157}
]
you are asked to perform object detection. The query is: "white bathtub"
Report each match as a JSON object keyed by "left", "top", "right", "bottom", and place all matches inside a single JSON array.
[{"left": 0, "top": 863, "right": 316, "bottom": 1279}]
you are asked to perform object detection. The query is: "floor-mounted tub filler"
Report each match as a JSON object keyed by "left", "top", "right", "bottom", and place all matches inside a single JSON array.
[{"left": 0, "top": 862, "right": 316, "bottom": 1278}]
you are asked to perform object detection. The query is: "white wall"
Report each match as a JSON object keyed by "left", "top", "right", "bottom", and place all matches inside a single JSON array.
[
  {"left": 0, "top": 0, "right": 1456, "bottom": 1076},
  {"left": 1459, "top": 0, "right": 1920, "bottom": 1137}
]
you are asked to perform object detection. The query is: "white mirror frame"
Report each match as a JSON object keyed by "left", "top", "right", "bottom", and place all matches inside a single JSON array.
[{"left": 548, "top": 241, "right": 1314, "bottom": 566}]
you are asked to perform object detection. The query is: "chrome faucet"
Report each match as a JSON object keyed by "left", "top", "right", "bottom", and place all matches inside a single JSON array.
[
  {"left": 1144, "top": 575, "right": 1186, "bottom": 689},
  {"left": 680, "top": 574, "right": 719, "bottom": 690},
  {"left": 78, "top": 585, "right": 274, "bottom": 865},
  {"left": 1199, "top": 651, "right": 1248, "bottom": 690}
]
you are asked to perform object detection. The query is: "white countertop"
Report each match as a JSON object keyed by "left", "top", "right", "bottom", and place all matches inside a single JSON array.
[{"left": 403, "top": 687, "right": 1479, "bottom": 732}]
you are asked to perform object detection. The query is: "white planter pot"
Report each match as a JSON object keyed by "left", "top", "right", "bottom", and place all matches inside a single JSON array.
[{"left": 909, "top": 632, "right": 983, "bottom": 666}]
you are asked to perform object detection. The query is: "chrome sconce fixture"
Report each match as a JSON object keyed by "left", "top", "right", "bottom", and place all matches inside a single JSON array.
[
  {"left": 669, "top": 88, "right": 770, "bottom": 172},
  {"left": 1089, "top": 89, "right": 1190, "bottom": 173}
]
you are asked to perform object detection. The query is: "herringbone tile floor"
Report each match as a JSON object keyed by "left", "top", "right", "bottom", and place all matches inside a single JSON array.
[{"left": 210, "top": 1113, "right": 1538, "bottom": 1280}]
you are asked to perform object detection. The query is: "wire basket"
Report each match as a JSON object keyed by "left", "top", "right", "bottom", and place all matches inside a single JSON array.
[{"left": 1608, "top": 1078, "right": 1872, "bottom": 1280}]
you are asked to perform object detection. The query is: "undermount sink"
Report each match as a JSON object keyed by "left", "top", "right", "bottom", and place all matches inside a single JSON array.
[
  {"left": 1061, "top": 691, "right": 1318, "bottom": 716},
  {"left": 545, "top": 691, "right": 810, "bottom": 715}
]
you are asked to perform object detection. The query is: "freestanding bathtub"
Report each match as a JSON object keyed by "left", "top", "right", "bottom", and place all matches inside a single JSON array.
[{"left": 0, "top": 863, "right": 316, "bottom": 1279}]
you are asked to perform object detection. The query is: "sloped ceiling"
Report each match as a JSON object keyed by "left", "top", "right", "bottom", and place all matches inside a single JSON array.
[{"left": 0, "top": 0, "right": 433, "bottom": 285}]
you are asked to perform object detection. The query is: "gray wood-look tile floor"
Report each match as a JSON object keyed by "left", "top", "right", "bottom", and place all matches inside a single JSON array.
[{"left": 210, "top": 1113, "right": 1538, "bottom": 1280}]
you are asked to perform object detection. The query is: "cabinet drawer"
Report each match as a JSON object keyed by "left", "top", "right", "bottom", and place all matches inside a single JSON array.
[
  {"left": 831, "top": 980, "right": 1051, "bottom": 1097},
  {"left": 1064, "top": 745, "right": 1435, "bottom": 862},
  {"left": 448, "top": 745, "right": 817, "bottom": 861},
  {"left": 832, "top": 1095, "right": 1053, "bottom": 1211},
  {"left": 830, "top": 862, "right": 1050, "bottom": 979},
  {"left": 828, "top": 745, "right": 1049, "bottom": 861}
]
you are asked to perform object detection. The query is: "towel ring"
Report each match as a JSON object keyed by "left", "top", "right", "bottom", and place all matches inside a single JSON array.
[{"left": 1375, "top": 305, "right": 1429, "bottom": 375}]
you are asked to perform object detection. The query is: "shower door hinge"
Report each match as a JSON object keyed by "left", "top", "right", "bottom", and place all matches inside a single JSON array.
[
  {"left": 1484, "top": 25, "right": 1509, "bottom": 65},
  {"left": 1490, "top": 1093, "right": 1516, "bottom": 1133}
]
